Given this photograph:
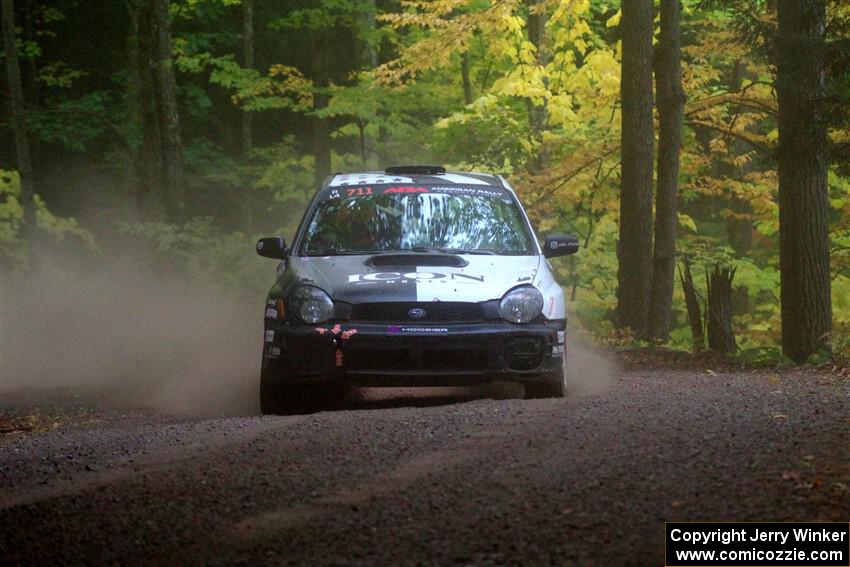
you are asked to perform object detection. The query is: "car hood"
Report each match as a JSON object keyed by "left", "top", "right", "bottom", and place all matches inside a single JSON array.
[{"left": 287, "top": 254, "right": 542, "bottom": 303}]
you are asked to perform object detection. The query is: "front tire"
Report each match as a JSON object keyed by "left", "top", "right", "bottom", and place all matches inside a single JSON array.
[{"left": 524, "top": 357, "right": 567, "bottom": 399}]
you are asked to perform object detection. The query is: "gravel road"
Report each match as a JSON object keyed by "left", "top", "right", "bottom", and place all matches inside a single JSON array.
[{"left": 1, "top": 368, "right": 848, "bottom": 566}]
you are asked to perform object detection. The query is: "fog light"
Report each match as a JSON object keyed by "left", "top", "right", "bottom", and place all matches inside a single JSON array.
[{"left": 505, "top": 337, "right": 544, "bottom": 370}]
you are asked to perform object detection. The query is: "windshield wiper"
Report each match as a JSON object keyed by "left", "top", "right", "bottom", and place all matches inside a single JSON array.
[
  {"left": 306, "top": 248, "right": 370, "bottom": 256},
  {"left": 437, "top": 248, "right": 496, "bottom": 255},
  {"left": 310, "top": 247, "right": 498, "bottom": 256},
  {"left": 405, "top": 246, "right": 496, "bottom": 255}
]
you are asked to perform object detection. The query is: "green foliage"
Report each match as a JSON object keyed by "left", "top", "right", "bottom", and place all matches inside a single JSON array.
[
  {"left": 5, "top": 0, "right": 849, "bottom": 365},
  {"left": 26, "top": 92, "right": 113, "bottom": 151},
  {"left": 0, "top": 170, "right": 99, "bottom": 268},
  {"left": 733, "top": 346, "right": 794, "bottom": 368},
  {"left": 117, "top": 217, "right": 267, "bottom": 296},
  {"left": 0, "top": 170, "right": 25, "bottom": 258}
]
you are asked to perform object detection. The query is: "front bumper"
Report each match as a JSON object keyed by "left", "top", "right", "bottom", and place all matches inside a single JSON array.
[{"left": 262, "top": 320, "right": 565, "bottom": 387}]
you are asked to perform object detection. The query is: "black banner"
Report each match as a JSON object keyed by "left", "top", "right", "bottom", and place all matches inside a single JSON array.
[{"left": 666, "top": 522, "right": 850, "bottom": 566}]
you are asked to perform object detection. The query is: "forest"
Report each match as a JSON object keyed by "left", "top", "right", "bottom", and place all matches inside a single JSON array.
[{"left": 2, "top": 0, "right": 849, "bottom": 365}]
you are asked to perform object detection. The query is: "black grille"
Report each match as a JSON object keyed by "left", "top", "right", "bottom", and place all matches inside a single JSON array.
[
  {"left": 350, "top": 302, "right": 484, "bottom": 323},
  {"left": 345, "top": 339, "right": 494, "bottom": 373}
]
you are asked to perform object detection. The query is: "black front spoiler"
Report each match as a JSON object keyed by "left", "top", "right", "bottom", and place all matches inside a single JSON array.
[{"left": 262, "top": 320, "right": 565, "bottom": 387}]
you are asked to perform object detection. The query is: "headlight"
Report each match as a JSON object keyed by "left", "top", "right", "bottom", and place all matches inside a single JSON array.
[
  {"left": 499, "top": 286, "right": 543, "bottom": 324},
  {"left": 291, "top": 286, "right": 334, "bottom": 324}
]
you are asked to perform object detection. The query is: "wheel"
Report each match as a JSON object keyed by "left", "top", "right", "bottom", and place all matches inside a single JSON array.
[{"left": 524, "top": 356, "right": 567, "bottom": 399}]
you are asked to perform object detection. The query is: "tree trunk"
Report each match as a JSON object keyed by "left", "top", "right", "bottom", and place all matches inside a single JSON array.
[
  {"left": 2, "top": 0, "right": 35, "bottom": 227},
  {"left": 362, "top": 0, "right": 377, "bottom": 69},
  {"left": 680, "top": 259, "right": 705, "bottom": 352},
  {"left": 706, "top": 265, "right": 737, "bottom": 354},
  {"left": 460, "top": 50, "right": 473, "bottom": 105},
  {"left": 241, "top": 0, "right": 253, "bottom": 155},
  {"left": 648, "top": 0, "right": 684, "bottom": 342},
  {"left": 311, "top": 26, "right": 331, "bottom": 187},
  {"left": 129, "top": 0, "right": 164, "bottom": 216},
  {"left": 526, "top": 0, "right": 548, "bottom": 171},
  {"left": 776, "top": 0, "right": 832, "bottom": 362},
  {"left": 616, "top": 0, "right": 654, "bottom": 338},
  {"left": 150, "top": 0, "right": 185, "bottom": 221}
]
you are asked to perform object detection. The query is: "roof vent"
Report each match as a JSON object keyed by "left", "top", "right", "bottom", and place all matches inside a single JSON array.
[{"left": 384, "top": 165, "right": 446, "bottom": 176}]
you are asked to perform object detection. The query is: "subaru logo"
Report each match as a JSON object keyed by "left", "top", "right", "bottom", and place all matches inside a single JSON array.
[{"left": 408, "top": 308, "right": 427, "bottom": 319}]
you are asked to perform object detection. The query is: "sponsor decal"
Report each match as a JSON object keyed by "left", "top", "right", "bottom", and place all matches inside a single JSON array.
[
  {"left": 547, "top": 297, "right": 555, "bottom": 317},
  {"left": 347, "top": 272, "right": 484, "bottom": 284},
  {"left": 268, "top": 346, "right": 281, "bottom": 358},
  {"left": 557, "top": 330, "right": 566, "bottom": 345},
  {"left": 552, "top": 345, "right": 564, "bottom": 356},
  {"left": 265, "top": 307, "right": 277, "bottom": 319},
  {"left": 387, "top": 325, "right": 448, "bottom": 334},
  {"left": 322, "top": 183, "right": 511, "bottom": 201},
  {"left": 264, "top": 330, "right": 275, "bottom": 343},
  {"left": 335, "top": 349, "right": 344, "bottom": 367},
  {"left": 425, "top": 186, "right": 507, "bottom": 198},
  {"left": 385, "top": 186, "right": 429, "bottom": 194},
  {"left": 346, "top": 187, "right": 374, "bottom": 197},
  {"left": 408, "top": 308, "right": 427, "bottom": 319}
]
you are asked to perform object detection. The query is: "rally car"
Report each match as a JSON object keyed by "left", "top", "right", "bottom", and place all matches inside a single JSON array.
[{"left": 256, "top": 165, "right": 578, "bottom": 414}]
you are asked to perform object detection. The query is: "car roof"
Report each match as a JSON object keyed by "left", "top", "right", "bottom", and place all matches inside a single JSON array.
[{"left": 324, "top": 167, "right": 508, "bottom": 192}]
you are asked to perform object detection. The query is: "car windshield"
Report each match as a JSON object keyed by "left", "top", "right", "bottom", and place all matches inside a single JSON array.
[{"left": 300, "top": 188, "right": 535, "bottom": 256}]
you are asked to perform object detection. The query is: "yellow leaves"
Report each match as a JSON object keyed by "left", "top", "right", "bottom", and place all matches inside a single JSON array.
[
  {"left": 569, "top": 19, "right": 592, "bottom": 40},
  {"left": 573, "top": 38, "right": 588, "bottom": 54},
  {"left": 606, "top": 10, "right": 621, "bottom": 28},
  {"left": 0, "top": 170, "right": 24, "bottom": 248},
  {"left": 547, "top": 93, "right": 577, "bottom": 127},
  {"left": 375, "top": 0, "right": 521, "bottom": 85},
  {"left": 678, "top": 213, "right": 698, "bottom": 233},
  {"left": 230, "top": 64, "right": 313, "bottom": 111}
]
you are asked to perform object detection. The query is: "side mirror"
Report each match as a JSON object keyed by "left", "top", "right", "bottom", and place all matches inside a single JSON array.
[
  {"left": 543, "top": 234, "right": 579, "bottom": 258},
  {"left": 256, "top": 237, "right": 288, "bottom": 260}
]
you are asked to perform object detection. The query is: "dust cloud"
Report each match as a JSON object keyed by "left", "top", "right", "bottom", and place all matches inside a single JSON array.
[
  {"left": 1, "top": 250, "right": 616, "bottom": 416},
  {"left": 1, "top": 255, "right": 262, "bottom": 417},
  {"left": 565, "top": 336, "right": 618, "bottom": 395}
]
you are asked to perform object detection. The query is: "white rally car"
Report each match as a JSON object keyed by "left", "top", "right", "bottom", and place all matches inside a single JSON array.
[{"left": 255, "top": 165, "right": 578, "bottom": 414}]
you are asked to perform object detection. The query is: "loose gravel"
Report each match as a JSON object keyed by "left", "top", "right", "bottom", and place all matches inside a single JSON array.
[{"left": 1, "top": 369, "right": 848, "bottom": 566}]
